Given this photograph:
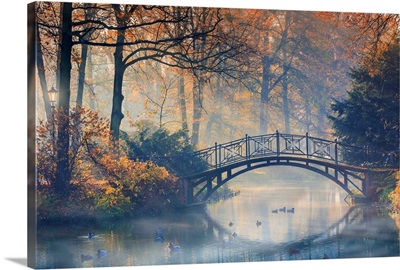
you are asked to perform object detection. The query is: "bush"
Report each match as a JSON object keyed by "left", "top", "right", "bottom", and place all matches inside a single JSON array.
[
  {"left": 121, "top": 121, "right": 208, "bottom": 176},
  {"left": 36, "top": 108, "right": 184, "bottom": 222}
]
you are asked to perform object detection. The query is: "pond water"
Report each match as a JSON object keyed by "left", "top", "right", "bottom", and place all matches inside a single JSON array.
[{"left": 36, "top": 167, "right": 399, "bottom": 268}]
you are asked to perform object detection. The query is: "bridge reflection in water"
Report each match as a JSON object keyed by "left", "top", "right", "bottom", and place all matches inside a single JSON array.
[
  {"left": 36, "top": 202, "right": 399, "bottom": 268},
  {"left": 201, "top": 206, "right": 399, "bottom": 262}
]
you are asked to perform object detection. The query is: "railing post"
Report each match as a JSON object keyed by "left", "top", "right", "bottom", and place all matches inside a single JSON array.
[
  {"left": 276, "top": 130, "right": 280, "bottom": 156},
  {"left": 245, "top": 134, "right": 249, "bottom": 159},
  {"left": 291, "top": 134, "right": 294, "bottom": 154},
  {"left": 215, "top": 142, "right": 218, "bottom": 169},
  {"left": 306, "top": 132, "right": 309, "bottom": 158},
  {"left": 334, "top": 138, "right": 338, "bottom": 166},
  {"left": 219, "top": 144, "right": 222, "bottom": 167},
  {"left": 334, "top": 138, "right": 339, "bottom": 182}
]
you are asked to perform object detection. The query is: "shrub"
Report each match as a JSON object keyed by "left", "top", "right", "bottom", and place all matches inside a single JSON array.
[
  {"left": 121, "top": 121, "right": 208, "bottom": 176},
  {"left": 36, "top": 107, "right": 184, "bottom": 222}
]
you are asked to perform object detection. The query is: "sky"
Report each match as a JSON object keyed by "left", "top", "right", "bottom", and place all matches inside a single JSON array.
[{"left": 0, "top": 0, "right": 399, "bottom": 270}]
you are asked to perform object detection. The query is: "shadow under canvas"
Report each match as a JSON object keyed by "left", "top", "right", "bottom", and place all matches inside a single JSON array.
[{"left": 6, "top": 258, "right": 27, "bottom": 267}]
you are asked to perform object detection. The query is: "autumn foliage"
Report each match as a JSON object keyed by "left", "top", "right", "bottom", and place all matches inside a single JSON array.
[
  {"left": 36, "top": 107, "right": 183, "bottom": 222},
  {"left": 389, "top": 174, "right": 400, "bottom": 231}
]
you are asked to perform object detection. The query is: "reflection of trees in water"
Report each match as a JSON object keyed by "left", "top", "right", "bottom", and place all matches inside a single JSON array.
[
  {"left": 203, "top": 206, "right": 399, "bottom": 261},
  {"left": 38, "top": 206, "right": 399, "bottom": 268}
]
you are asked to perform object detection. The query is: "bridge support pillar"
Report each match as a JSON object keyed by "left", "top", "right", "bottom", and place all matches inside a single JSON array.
[
  {"left": 207, "top": 178, "right": 212, "bottom": 198},
  {"left": 182, "top": 179, "right": 193, "bottom": 204},
  {"left": 364, "top": 170, "right": 376, "bottom": 199},
  {"left": 343, "top": 172, "right": 348, "bottom": 187}
]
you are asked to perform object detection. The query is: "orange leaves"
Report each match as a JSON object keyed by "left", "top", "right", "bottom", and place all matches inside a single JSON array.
[
  {"left": 388, "top": 178, "right": 400, "bottom": 231},
  {"left": 37, "top": 105, "right": 182, "bottom": 219},
  {"left": 389, "top": 179, "right": 400, "bottom": 212},
  {"left": 36, "top": 106, "right": 111, "bottom": 186}
]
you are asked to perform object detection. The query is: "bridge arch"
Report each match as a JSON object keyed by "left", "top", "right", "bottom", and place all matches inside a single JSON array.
[
  {"left": 153, "top": 132, "right": 397, "bottom": 205},
  {"left": 185, "top": 156, "right": 366, "bottom": 203}
]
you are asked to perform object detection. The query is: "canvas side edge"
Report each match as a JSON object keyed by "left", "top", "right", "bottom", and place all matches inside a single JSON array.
[{"left": 27, "top": 2, "right": 38, "bottom": 269}]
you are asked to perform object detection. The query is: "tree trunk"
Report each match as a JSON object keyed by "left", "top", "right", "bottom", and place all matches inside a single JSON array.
[
  {"left": 205, "top": 113, "right": 217, "bottom": 146},
  {"left": 36, "top": 24, "right": 52, "bottom": 120},
  {"left": 282, "top": 40, "right": 291, "bottom": 134},
  {"left": 282, "top": 75, "right": 290, "bottom": 134},
  {"left": 55, "top": 2, "right": 73, "bottom": 198},
  {"left": 282, "top": 56, "right": 290, "bottom": 134},
  {"left": 303, "top": 89, "right": 312, "bottom": 133},
  {"left": 76, "top": 5, "right": 92, "bottom": 108},
  {"left": 87, "top": 47, "right": 96, "bottom": 110},
  {"left": 76, "top": 43, "right": 88, "bottom": 107},
  {"left": 259, "top": 55, "right": 271, "bottom": 134},
  {"left": 317, "top": 105, "right": 326, "bottom": 137},
  {"left": 191, "top": 77, "right": 204, "bottom": 147},
  {"left": 178, "top": 72, "right": 188, "bottom": 131},
  {"left": 55, "top": 3, "right": 64, "bottom": 92},
  {"left": 110, "top": 27, "right": 126, "bottom": 142}
]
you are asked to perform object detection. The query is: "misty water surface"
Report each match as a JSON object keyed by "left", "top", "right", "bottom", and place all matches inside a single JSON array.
[{"left": 36, "top": 167, "right": 399, "bottom": 268}]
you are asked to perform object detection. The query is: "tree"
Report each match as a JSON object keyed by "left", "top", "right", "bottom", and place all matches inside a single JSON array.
[
  {"left": 35, "top": 3, "right": 224, "bottom": 197},
  {"left": 54, "top": 2, "right": 73, "bottom": 197},
  {"left": 341, "top": 13, "right": 399, "bottom": 64},
  {"left": 329, "top": 39, "right": 399, "bottom": 162},
  {"left": 162, "top": 7, "right": 250, "bottom": 146},
  {"left": 81, "top": 5, "right": 224, "bottom": 143}
]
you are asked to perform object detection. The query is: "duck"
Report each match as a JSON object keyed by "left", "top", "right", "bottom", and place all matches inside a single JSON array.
[
  {"left": 322, "top": 253, "right": 329, "bottom": 259},
  {"left": 81, "top": 255, "right": 93, "bottom": 262},
  {"left": 272, "top": 209, "right": 278, "bottom": 214},
  {"left": 232, "top": 232, "right": 237, "bottom": 238},
  {"left": 88, "top": 232, "right": 95, "bottom": 239},
  {"left": 97, "top": 249, "right": 107, "bottom": 258},
  {"left": 228, "top": 221, "right": 233, "bottom": 227},
  {"left": 279, "top": 207, "right": 286, "bottom": 213},
  {"left": 287, "top": 208, "right": 295, "bottom": 214},
  {"left": 256, "top": 220, "right": 262, "bottom": 227},
  {"left": 154, "top": 228, "right": 165, "bottom": 243},
  {"left": 168, "top": 242, "right": 180, "bottom": 251}
]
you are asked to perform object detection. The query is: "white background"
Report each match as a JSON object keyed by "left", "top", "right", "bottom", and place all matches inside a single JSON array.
[{"left": 1, "top": 0, "right": 399, "bottom": 269}]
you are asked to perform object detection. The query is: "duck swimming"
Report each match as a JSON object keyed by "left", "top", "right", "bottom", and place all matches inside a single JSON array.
[
  {"left": 88, "top": 232, "right": 95, "bottom": 239},
  {"left": 228, "top": 221, "right": 233, "bottom": 227},
  {"left": 279, "top": 207, "right": 286, "bottom": 213},
  {"left": 168, "top": 242, "right": 180, "bottom": 251},
  {"left": 256, "top": 220, "right": 262, "bottom": 227},
  {"left": 154, "top": 228, "right": 164, "bottom": 243},
  {"left": 97, "top": 249, "right": 107, "bottom": 258},
  {"left": 272, "top": 209, "right": 278, "bottom": 214},
  {"left": 287, "top": 208, "right": 295, "bottom": 214}
]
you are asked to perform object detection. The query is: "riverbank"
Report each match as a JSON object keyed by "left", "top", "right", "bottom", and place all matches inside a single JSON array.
[{"left": 37, "top": 200, "right": 187, "bottom": 226}]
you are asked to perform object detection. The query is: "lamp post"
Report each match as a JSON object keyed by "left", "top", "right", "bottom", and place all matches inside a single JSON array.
[
  {"left": 48, "top": 86, "right": 58, "bottom": 152},
  {"left": 48, "top": 85, "right": 58, "bottom": 109}
]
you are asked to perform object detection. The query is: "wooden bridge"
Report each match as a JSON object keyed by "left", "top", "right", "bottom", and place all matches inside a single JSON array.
[{"left": 152, "top": 131, "right": 398, "bottom": 204}]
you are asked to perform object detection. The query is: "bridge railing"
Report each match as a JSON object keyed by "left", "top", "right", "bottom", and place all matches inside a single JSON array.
[
  {"left": 190, "top": 131, "right": 397, "bottom": 172},
  {"left": 148, "top": 132, "right": 397, "bottom": 176}
]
